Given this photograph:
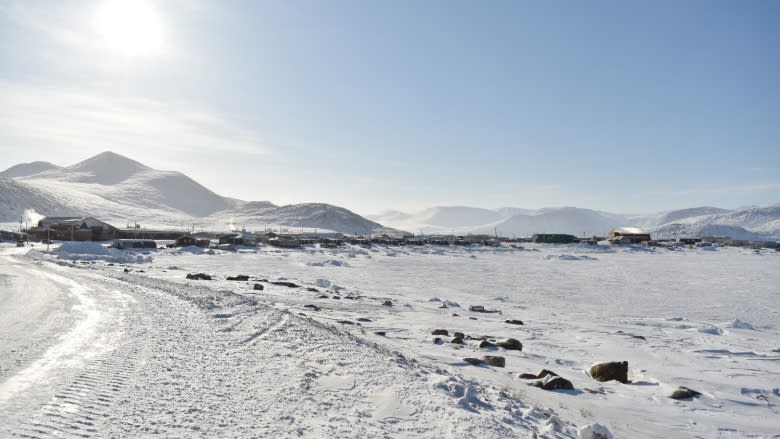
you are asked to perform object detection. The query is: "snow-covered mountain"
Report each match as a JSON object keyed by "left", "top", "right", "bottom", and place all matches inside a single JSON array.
[
  {"left": 0, "top": 152, "right": 390, "bottom": 234},
  {"left": 0, "top": 161, "right": 62, "bottom": 179},
  {"left": 211, "top": 203, "right": 394, "bottom": 235},
  {"left": 373, "top": 204, "right": 780, "bottom": 239},
  {"left": 477, "top": 207, "right": 627, "bottom": 237},
  {"left": 0, "top": 178, "right": 84, "bottom": 222}
]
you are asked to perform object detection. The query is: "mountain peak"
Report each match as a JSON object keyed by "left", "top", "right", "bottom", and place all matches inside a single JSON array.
[
  {"left": 67, "top": 151, "right": 151, "bottom": 184},
  {"left": 0, "top": 161, "right": 62, "bottom": 179}
]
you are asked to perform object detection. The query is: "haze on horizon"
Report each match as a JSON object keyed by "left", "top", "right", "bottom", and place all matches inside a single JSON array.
[{"left": 1, "top": 0, "right": 778, "bottom": 217}]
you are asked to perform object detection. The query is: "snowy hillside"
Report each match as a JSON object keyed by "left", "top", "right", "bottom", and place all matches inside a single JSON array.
[
  {"left": 0, "top": 161, "right": 61, "bottom": 179},
  {"left": 212, "top": 203, "right": 397, "bottom": 235},
  {"left": 0, "top": 152, "right": 391, "bottom": 234},
  {"left": 0, "top": 178, "right": 84, "bottom": 223},
  {"left": 373, "top": 204, "right": 780, "bottom": 239},
  {"left": 481, "top": 207, "right": 627, "bottom": 237}
]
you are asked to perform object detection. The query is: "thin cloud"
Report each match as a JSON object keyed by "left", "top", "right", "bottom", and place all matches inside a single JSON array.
[{"left": 0, "top": 82, "right": 267, "bottom": 157}]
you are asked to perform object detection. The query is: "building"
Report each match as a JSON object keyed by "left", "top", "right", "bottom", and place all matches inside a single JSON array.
[
  {"left": 608, "top": 227, "right": 651, "bottom": 244},
  {"left": 31, "top": 217, "right": 119, "bottom": 241},
  {"left": 173, "top": 235, "right": 211, "bottom": 248},
  {"left": 532, "top": 234, "right": 578, "bottom": 244}
]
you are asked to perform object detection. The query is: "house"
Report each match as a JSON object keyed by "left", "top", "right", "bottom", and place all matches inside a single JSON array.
[
  {"left": 608, "top": 227, "right": 651, "bottom": 244},
  {"left": 268, "top": 237, "right": 301, "bottom": 248},
  {"left": 31, "top": 217, "right": 119, "bottom": 241},
  {"left": 173, "top": 235, "right": 211, "bottom": 248},
  {"left": 532, "top": 234, "right": 578, "bottom": 244}
]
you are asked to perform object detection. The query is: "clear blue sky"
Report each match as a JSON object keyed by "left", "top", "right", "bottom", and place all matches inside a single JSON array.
[{"left": 1, "top": 0, "right": 778, "bottom": 215}]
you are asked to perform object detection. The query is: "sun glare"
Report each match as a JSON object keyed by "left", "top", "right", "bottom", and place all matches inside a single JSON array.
[{"left": 94, "top": 0, "right": 164, "bottom": 57}]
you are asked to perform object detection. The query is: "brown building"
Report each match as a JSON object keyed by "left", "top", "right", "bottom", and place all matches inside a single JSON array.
[
  {"left": 609, "top": 227, "right": 651, "bottom": 244},
  {"left": 31, "top": 217, "right": 119, "bottom": 241}
]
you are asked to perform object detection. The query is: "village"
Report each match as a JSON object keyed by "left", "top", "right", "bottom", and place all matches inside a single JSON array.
[{"left": 2, "top": 214, "right": 778, "bottom": 251}]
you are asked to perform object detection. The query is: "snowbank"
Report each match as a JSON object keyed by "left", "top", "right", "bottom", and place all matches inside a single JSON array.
[{"left": 48, "top": 242, "right": 152, "bottom": 263}]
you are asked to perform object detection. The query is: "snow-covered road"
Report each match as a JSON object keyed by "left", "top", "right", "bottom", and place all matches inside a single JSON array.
[{"left": 0, "top": 246, "right": 560, "bottom": 438}]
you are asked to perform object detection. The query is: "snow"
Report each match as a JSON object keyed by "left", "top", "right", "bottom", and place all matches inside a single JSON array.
[{"left": 2, "top": 242, "right": 776, "bottom": 437}]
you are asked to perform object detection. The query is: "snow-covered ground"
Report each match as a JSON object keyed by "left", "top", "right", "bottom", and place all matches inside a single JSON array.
[{"left": 1, "top": 242, "right": 779, "bottom": 438}]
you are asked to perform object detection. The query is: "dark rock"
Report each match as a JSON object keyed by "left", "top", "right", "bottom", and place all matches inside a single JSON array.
[
  {"left": 431, "top": 329, "right": 449, "bottom": 336},
  {"left": 226, "top": 275, "right": 250, "bottom": 281},
  {"left": 589, "top": 361, "right": 629, "bottom": 383},
  {"left": 518, "top": 369, "right": 558, "bottom": 380},
  {"left": 318, "top": 294, "right": 329, "bottom": 299},
  {"left": 469, "top": 305, "right": 501, "bottom": 314},
  {"left": 497, "top": 338, "right": 523, "bottom": 351},
  {"left": 303, "top": 304, "right": 320, "bottom": 311},
  {"left": 670, "top": 386, "right": 701, "bottom": 400},
  {"left": 107, "top": 263, "right": 115, "bottom": 266},
  {"left": 357, "top": 317, "right": 372, "bottom": 322},
  {"left": 481, "top": 355, "right": 506, "bottom": 367},
  {"left": 307, "top": 287, "right": 320, "bottom": 292},
  {"left": 469, "top": 317, "right": 477, "bottom": 320},
  {"left": 479, "top": 340, "right": 497, "bottom": 349},
  {"left": 534, "top": 376, "right": 574, "bottom": 391},
  {"left": 271, "top": 281, "right": 300, "bottom": 288},
  {"left": 253, "top": 283, "right": 264, "bottom": 291},
  {"left": 337, "top": 320, "right": 355, "bottom": 325},
  {"left": 332, "top": 296, "right": 341, "bottom": 300},
  {"left": 382, "top": 300, "right": 393, "bottom": 307},
  {"left": 123, "top": 268, "right": 130, "bottom": 273},
  {"left": 463, "top": 357, "right": 484, "bottom": 366},
  {"left": 451, "top": 336, "right": 465, "bottom": 344},
  {"left": 453, "top": 332, "right": 465, "bottom": 339},
  {"left": 452, "top": 313, "right": 459, "bottom": 317},
  {"left": 505, "top": 319, "right": 524, "bottom": 325},
  {"left": 433, "top": 337, "right": 443, "bottom": 344},
  {"left": 375, "top": 331, "right": 386, "bottom": 337},
  {"left": 186, "top": 273, "right": 212, "bottom": 280}
]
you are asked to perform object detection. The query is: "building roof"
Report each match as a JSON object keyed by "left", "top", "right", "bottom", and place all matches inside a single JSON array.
[{"left": 612, "top": 227, "right": 648, "bottom": 234}]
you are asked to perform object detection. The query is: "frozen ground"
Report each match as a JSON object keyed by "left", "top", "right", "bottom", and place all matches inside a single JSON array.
[{"left": 1, "top": 242, "right": 778, "bottom": 438}]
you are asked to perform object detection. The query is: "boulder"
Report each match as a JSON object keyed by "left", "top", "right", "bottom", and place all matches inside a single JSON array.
[
  {"left": 226, "top": 275, "right": 249, "bottom": 281},
  {"left": 374, "top": 331, "right": 387, "bottom": 337},
  {"left": 505, "top": 319, "right": 524, "bottom": 325},
  {"left": 307, "top": 287, "right": 320, "bottom": 292},
  {"left": 431, "top": 329, "right": 449, "bottom": 336},
  {"left": 453, "top": 331, "right": 465, "bottom": 339},
  {"left": 518, "top": 369, "right": 558, "bottom": 380},
  {"left": 469, "top": 305, "right": 501, "bottom": 313},
  {"left": 578, "top": 423, "right": 614, "bottom": 439},
  {"left": 589, "top": 361, "right": 629, "bottom": 383},
  {"left": 463, "top": 357, "right": 484, "bottom": 366},
  {"left": 481, "top": 355, "right": 506, "bottom": 367},
  {"left": 382, "top": 300, "right": 393, "bottom": 307},
  {"left": 303, "top": 304, "right": 320, "bottom": 311},
  {"left": 534, "top": 375, "right": 574, "bottom": 391},
  {"left": 433, "top": 337, "right": 444, "bottom": 344},
  {"left": 497, "top": 338, "right": 523, "bottom": 351},
  {"left": 271, "top": 281, "right": 300, "bottom": 288},
  {"left": 337, "top": 320, "right": 355, "bottom": 325},
  {"left": 670, "top": 386, "right": 701, "bottom": 400},
  {"left": 253, "top": 283, "right": 264, "bottom": 291},
  {"left": 186, "top": 273, "right": 212, "bottom": 280},
  {"left": 479, "top": 340, "right": 497, "bottom": 349},
  {"left": 357, "top": 317, "right": 372, "bottom": 322},
  {"left": 451, "top": 336, "right": 465, "bottom": 344}
]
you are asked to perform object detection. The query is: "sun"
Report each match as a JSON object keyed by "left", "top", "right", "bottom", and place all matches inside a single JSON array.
[{"left": 94, "top": 0, "right": 164, "bottom": 57}]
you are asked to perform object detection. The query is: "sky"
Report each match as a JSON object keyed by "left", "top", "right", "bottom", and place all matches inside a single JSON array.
[{"left": 0, "top": 0, "right": 778, "bottom": 216}]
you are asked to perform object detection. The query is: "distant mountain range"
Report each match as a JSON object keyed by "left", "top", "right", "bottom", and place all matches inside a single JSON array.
[
  {"left": 0, "top": 151, "right": 393, "bottom": 235},
  {"left": 368, "top": 204, "right": 780, "bottom": 240},
  {"left": 2, "top": 151, "right": 777, "bottom": 239}
]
